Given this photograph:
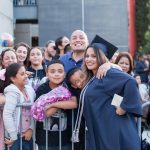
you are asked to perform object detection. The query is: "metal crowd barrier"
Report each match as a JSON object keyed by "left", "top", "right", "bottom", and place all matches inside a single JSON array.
[
  {"left": 18, "top": 102, "right": 36, "bottom": 150},
  {"left": 6, "top": 100, "right": 149, "bottom": 150},
  {"left": 137, "top": 99, "right": 150, "bottom": 139},
  {"left": 6, "top": 102, "right": 35, "bottom": 150},
  {"left": 6, "top": 103, "right": 85, "bottom": 150},
  {"left": 44, "top": 109, "right": 86, "bottom": 150}
]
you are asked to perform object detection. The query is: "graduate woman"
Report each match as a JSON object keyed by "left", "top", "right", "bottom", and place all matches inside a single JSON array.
[{"left": 72, "top": 35, "right": 142, "bottom": 150}]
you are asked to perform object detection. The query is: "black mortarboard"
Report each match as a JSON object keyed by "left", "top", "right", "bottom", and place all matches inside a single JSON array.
[{"left": 91, "top": 35, "right": 118, "bottom": 60}]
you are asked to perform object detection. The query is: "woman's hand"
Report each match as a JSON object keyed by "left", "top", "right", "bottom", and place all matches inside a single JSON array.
[
  {"left": 116, "top": 107, "right": 126, "bottom": 115},
  {"left": 5, "top": 138, "right": 15, "bottom": 147},
  {"left": 26, "top": 71, "right": 34, "bottom": 77},
  {"left": 22, "top": 128, "right": 33, "bottom": 141},
  {"left": 96, "top": 62, "right": 111, "bottom": 79}
]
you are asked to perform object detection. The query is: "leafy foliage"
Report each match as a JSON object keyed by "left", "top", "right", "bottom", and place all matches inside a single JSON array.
[{"left": 136, "top": 0, "right": 150, "bottom": 54}]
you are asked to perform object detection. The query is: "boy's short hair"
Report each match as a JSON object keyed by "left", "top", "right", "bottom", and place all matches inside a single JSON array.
[
  {"left": 66, "top": 67, "right": 81, "bottom": 83},
  {"left": 47, "top": 59, "right": 64, "bottom": 71}
]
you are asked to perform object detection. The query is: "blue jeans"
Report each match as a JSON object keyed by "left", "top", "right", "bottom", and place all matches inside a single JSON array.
[{"left": 5, "top": 137, "right": 33, "bottom": 150}]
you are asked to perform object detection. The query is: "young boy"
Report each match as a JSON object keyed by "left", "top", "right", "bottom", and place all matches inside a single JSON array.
[
  {"left": 35, "top": 60, "right": 77, "bottom": 150},
  {"left": 66, "top": 67, "right": 87, "bottom": 150},
  {"left": 66, "top": 67, "right": 86, "bottom": 89}
]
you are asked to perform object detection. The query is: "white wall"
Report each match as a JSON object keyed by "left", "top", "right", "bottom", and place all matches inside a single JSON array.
[{"left": 0, "top": 0, "right": 14, "bottom": 36}]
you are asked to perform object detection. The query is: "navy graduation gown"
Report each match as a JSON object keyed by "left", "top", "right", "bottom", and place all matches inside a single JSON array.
[{"left": 83, "top": 68, "right": 142, "bottom": 150}]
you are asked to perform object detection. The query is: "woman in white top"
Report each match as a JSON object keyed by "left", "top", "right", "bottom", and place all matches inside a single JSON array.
[{"left": 3, "top": 63, "right": 35, "bottom": 150}]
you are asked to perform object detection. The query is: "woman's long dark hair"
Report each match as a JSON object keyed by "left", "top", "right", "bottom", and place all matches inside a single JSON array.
[
  {"left": 0, "top": 63, "right": 23, "bottom": 93},
  {"left": 82, "top": 44, "right": 108, "bottom": 82},
  {"left": 5, "top": 63, "right": 23, "bottom": 86},
  {"left": 0, "top": 79, "right": 5, "bottom": 93},
  {"left": 13, "top": 42, "right": 31, "bottom": 67},
  {"left": 27, "top": 47, "right": 45, "bottom": 68},
  {"left": 115, "top": 52, "right": 133, "bottom": 74}
]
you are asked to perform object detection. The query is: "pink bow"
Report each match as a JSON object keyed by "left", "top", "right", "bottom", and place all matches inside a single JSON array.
[{"left": 0, "top": 69, "right": 6, "bottom": 81}]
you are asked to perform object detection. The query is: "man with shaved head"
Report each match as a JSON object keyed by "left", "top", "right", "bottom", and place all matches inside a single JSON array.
[{"left": 59, "top": 30, "right": 89, "bottom": 73}]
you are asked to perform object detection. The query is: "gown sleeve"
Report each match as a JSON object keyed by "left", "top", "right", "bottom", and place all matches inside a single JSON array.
[
  {"left": 102, "top": 69, "right": 142, "bottom": 117},
  {"left": 102, "top": 69, "right": 131, "bottom": 96},
  {"left": 120, "top": 78, "right": 142, "bottom": 117}
]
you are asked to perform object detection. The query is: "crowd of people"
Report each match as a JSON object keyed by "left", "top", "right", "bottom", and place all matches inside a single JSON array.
[{"left": 0, "top": 29, "right": 149, "bottom": 150}]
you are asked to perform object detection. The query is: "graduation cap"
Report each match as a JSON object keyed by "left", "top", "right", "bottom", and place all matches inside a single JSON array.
[{"left": 91, "top": 35, "right": 118, "bottom": 60}]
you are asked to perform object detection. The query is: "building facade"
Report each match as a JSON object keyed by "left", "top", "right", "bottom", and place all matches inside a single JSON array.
[{"left": 13, "top": 0, "right": 128, "bottom": 51}]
